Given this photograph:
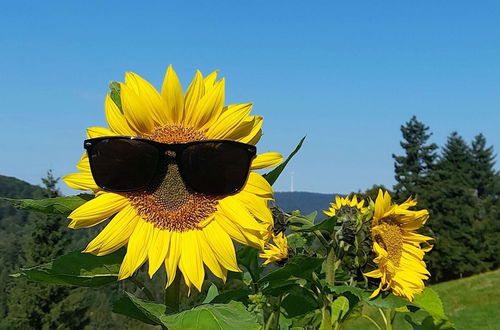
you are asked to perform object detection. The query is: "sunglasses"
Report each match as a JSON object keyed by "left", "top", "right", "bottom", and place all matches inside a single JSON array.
[{"left": 84, "top": 136, "right": 257, "bottom": 196}]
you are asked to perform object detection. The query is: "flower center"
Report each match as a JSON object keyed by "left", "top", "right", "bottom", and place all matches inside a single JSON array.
[
  {"left": 127, "top": 125, "right": 220, "bottom": 232},
  {"left": 374, "top": 220, "right": 403, "bottom": 266}
]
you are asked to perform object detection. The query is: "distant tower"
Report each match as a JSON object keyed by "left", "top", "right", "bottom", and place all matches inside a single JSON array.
[{"left": 290, "top": 171, "right": 295, "bottom": 192}]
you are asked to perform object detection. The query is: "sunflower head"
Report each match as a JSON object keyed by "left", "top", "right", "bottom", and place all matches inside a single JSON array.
[
  {"left": 63, "top": 67, "right": 283, "bottom": 291},
  {"left": 324, "top": 195, "right": 367, "bottom": 218},
  {"left": 259, "top": 232, "right": 289, "bottom": 265},
  {"left": 323, "top": 195, "right": 367, "bottom": 245},
  {"left": 364, "top": 190, "right": 433, "bottom": 301}
]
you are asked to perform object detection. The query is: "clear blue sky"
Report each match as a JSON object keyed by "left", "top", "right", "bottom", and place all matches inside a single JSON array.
[{"left": 1, "top": 1, "right": 499, "bottom": 195}]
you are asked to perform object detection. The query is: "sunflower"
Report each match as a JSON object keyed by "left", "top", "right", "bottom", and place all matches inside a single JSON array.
[
  {"left": 323, "top": 195, "right": 367, "bottom": 217},
  {"left": 63, "top": 66, "right": 283, "bottom": 291},
  {"left": 259, "top": 232, "right": 289, "bottom": 265},
  {"left": 364, "top": 190, "right": 433, "bottom": 301}
]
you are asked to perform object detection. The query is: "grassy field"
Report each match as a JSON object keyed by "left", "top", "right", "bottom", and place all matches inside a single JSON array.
[{"left": 344, "top": 269, "right": 500, "bottom": 330}]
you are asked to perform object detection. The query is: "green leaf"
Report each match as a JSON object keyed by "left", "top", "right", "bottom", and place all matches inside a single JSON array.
[
  {"left": 203, "top": 283, "right": 220, "bottom": 304},
  {"left": 331, "top": 295, "right": 349, "bottom": 323},
  {"left": 113, "top": 292, "right": 167, "bottom": 325},
  {"left": 160, "top": 301, "right": 259, "bottom": 329},
  {"left": 281, "top": 285, "right": 321, "bottom": 318},
  {"left": 109, "top": 81, "right": 123, "bottom": 112},
  {"left": 328, "top": 286, "right": 408, "bottom": 309},
  {"left": 297, "top": 216, "right": 338, "bottom": 233},
  {"left": 259, "top": 255, "right": 323, "bottom": 284},
  {"left": 412, "top": 288, "right": 447, "bottom": 321},
  {"left": 211, "top": 288, "right": 252, "bottom": 304},
  {"left": 404, "top": 315, "right": 456, "bottom": 330},
  {"left": 263, "top": 136, "right": 305, "bottom": 185},
  {"left": 11, "top": 249, "right": 125, "bottom": 287},
  {"left": 237, "top": 246, "right": 262, "bottom": 282},
  {"left": 0, "top": 194, "right": 94, "bottom": 217}
]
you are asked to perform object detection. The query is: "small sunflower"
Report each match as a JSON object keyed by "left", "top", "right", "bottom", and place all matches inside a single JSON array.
[
  {"left": 63, "top": 66, "right": 283, "bottom": 291},
  {"left": 364, "top": 190, "right": 432, "bottom": 301},
  {"left": 259, "top": 232, "right": 289, "bottom": 265},
  {"left": 323, "top": 195, "right": 367, "bottom": 217}
]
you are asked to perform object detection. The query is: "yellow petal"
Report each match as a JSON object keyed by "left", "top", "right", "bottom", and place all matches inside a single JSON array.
[
  {"left": 76, "top": 153, "right": 90, "bottom": 172},
  {"left": 183, "top": 70, "right": 205, "bottom": 125},
  {"left": 178, "top": 230, "right": 204, "bottom": 291},
  {"left": 118, "top": 220, "right": 155, "bottom": 279},
  {"left": 84, "top": 206, "right": 140, "bottom": 256},
  {"left": 236, "top": 191, "right": 273, "bottom": 225},
  {"left": 165, "top": 231, "right": 181, "bottom": 287},
  {"left": 243, "top": 172, "right": 274, "bottom": 199},
  {"left": 148, "top": 229, "right": 171, "bottom": 278},
  {"left": 63, "top": 172, "right": 99, "bottom": 191},
  {"left": 199, "top": 235, "right": 225, "bottom": 279},
  {"left": 203, "top": 70, "right": 219, "bottom": 91},
  {"left": 196, "top": 79, "right": 225, "bottom": 130},
  {"left": 215, "top": 213, "right": 265, "bottom": 249},
  {"left": 86, "top": 126, "right": 116, "bottom": 139},
  {"left": 203, "top": 221, "right": 240, "bottom": 272},
  {"left": 251, "top": 152, "right": 283, "bottom": 170},
  {"left": 218, "top": 198, "right": 268, "bottom": 232},
  {"left": 161, "top": 65, "right": 184, "bottom": 124},
  {"left": 68, "top": 193, "right": 129, "bottom": 228},
  {"left": 120, "top": 82, "right": 154, "bottom": 134},
  {"left": 124, "top": 72, "right": 170, "bottom": 126},
  {"left": 104, "top": 94, "right": 136, "bottom": 135},
  {"left": 206, "top": 103, "right": 253, "bottom": 139},
  {"left": 238, "top": 116, "right": 263, "bottom": 145}
]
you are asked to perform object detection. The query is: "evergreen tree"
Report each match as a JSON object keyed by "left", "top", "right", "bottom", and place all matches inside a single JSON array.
[
  {"left": 471, "top": 134, "right": 499, "bottom": 198},
  {"left": 425, "top": 132, "right": 488, "bottom": 281},
  {"left": 6, "top": 171, "right": 89, "bottom": 329},
  {"left": 392, "top": 116, "right": 438, "bottom": 202},
  {"left": 470, "top": 134, "right": 500, "bottom": 269}
]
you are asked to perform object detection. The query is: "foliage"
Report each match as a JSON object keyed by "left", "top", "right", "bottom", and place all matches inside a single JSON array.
[{"left": 392, "top": 116, "right": 438, "bottom": 202}]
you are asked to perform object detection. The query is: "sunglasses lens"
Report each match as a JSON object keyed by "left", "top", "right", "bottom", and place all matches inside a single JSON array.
[
  {"left": 180, "top": 142, "right": 254, "bottom": 195},
  {"left": 87, "top": 138, "right": 159, "bottom": 192}
]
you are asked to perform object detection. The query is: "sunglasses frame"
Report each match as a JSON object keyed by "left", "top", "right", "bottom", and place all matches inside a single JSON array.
[{"left": 83, "top": 136, "right": 257, "bottom": 195}]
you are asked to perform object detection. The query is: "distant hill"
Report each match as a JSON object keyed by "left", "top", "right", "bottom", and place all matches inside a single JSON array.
[{"left": 274, "top": 191, "right": 341, "bottom": 219}]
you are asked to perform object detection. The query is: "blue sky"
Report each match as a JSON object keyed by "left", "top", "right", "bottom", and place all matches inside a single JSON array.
[{"left": 0, "top": 1, "right": 499, "bottom": 195}]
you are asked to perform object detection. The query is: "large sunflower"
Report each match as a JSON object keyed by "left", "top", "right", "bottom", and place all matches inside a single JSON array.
[
  {"left": 364, "top": 190, "right": 432, "bottom": 301},
  {"left": 63, "top": 67, "right": 283, "bottom": 291}
]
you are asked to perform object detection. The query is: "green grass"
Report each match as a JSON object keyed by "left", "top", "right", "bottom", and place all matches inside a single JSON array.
[{"left": 343, "top": 269, "right": 500, "bottom": 330}]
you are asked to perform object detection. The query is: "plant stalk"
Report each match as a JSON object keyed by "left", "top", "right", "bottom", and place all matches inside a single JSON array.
[
  {"left": 326, "top": 247, "right": 336, "bottom": 287},
  {"left": 165, "top": 270, "right": 181, "bottom": 313}
]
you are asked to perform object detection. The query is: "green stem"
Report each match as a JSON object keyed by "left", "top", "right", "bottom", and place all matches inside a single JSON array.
[
  {"left": 326, "top": 248, "right": 336, "bottom": 287},
  {"left": 128, "top": 277, "right": 155, "bottom": 301},
  {"left": 165, "top": 270, "right": 181, "bottom": 313},
  {"left": 263, "top": 312, "right": 275, "bottom": 330},
  {"left": 362, "top": 315, "right": 383, "bottom": 330},
  {"left": 385, "top": 309, "right": 393, "bottom": 330},
  {"left": 320, "top": 306, "right": 333, "bottom": 330}
]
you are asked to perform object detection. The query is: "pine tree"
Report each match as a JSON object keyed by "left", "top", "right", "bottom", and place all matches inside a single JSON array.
[
  {"left": 471, "top": 134, "right": 499, "bottom": 198},
  {"left": 424, "top": 133, "right": 488, "bottom": 281},
  {"left": 6, "top": 170, "right": 89, "bottom": 329},
  {"left": 470, "top": 134, "right": 500, "bottom": 269},
  {"left": 392, "top": 116, "right": 438, "bottom": 202}
]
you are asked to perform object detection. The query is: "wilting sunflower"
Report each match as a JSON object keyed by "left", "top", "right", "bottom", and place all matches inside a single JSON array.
[
  {"left": 323, "top": 195, "right": 367, "bottom": 217},
  {"left": 364, "top": 190, "right": 432, "bottom": 301},
  {"left": 63, "top": 66, "right": 283, "bottom": 291},
  {"left": 259, "top": 232, "right": 288, "bottom": 265}
]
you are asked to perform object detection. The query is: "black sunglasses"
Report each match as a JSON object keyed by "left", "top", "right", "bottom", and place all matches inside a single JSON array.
[{"left": 84, "top": 136, "right": 257, "bottom": 196}]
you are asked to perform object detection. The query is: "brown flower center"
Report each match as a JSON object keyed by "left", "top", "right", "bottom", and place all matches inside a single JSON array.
[
  {"left": 127, "top": 125, "right": 220, "bottom": 232},
  {"left": 374, "top": 220, "right": 403, "bottom": 266}
]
